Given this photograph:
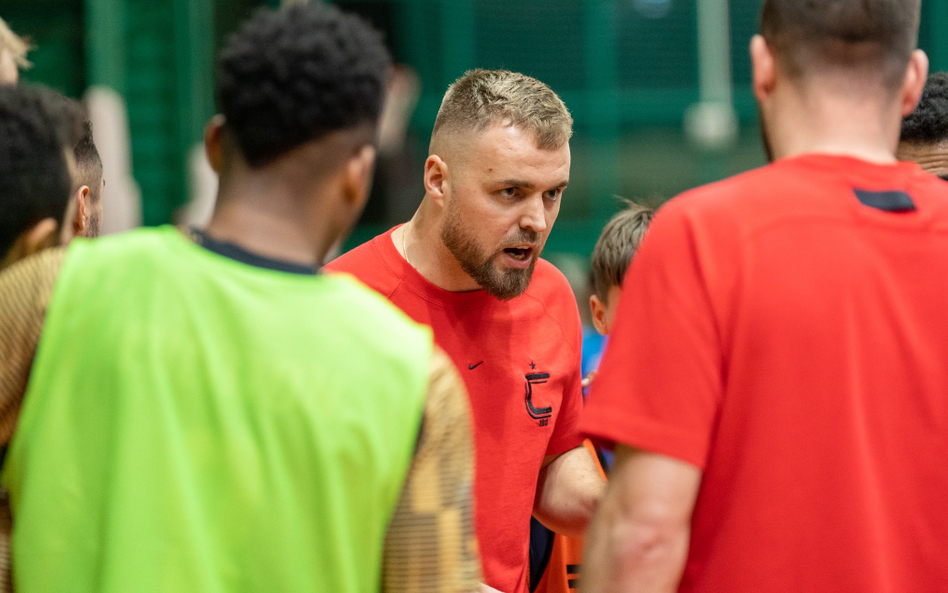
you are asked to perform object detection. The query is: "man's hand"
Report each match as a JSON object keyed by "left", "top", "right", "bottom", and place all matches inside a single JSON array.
[
  {"left": 533, "top": 444, "right": 606, "bottom": 538},
  {"left": 581, "top": 370, "right": 598, "bottom": 389},
  {"left": 580, "top": 446, "right": 701, "bottom": 593}
]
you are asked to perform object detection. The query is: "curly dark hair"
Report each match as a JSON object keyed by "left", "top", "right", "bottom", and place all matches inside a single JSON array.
[
  {"left": 900, "top": 72, "right": 948, "bottom": 145},
  {"left": 0, "top": 84, "right": 84, "bottom": 257},
  {"left": 216, "top": 3, "right": 392, "bottom": 168}
]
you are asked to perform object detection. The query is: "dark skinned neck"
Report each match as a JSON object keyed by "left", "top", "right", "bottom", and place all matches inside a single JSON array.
[{"left": 204, "top": 174, "right": 332, "bottom": 268}]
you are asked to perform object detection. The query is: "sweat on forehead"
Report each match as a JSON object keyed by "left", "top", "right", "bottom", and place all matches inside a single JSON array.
[{"left": 431, "top": 69, "right": 573, "bottom": 152}]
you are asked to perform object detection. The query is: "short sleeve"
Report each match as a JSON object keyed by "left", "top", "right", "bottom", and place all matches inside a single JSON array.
[
  {"left": 545, "top": 300, "right": 584, "bottom": 457},
  {"left": 382, "top": 346, "right": 481, "bottom": 593},
  {"left": 580, "top": 202, "right": 724, "bottom": 469}
]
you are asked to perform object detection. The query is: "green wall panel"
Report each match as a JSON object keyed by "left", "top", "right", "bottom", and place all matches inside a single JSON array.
[{"left": 3, "top": 0, "right": 86, "bottom": 98}]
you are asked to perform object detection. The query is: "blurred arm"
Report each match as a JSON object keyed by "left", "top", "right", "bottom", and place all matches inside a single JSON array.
[
  {"left": 533, "top": 445, "right": 606, "bottom": 538},
  {"left": 580, "top": 446, "right": 701, "bottom": 593},
  {"left": 0, "top": 247, "right": 65, "bottom": 445},
  {"left": 382, "top": 347, "right": 482, "bottom": 593}
]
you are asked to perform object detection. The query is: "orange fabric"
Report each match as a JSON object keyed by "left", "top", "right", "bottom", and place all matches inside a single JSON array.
[{"left": 533, "top": 440, "right": 606, "bottom": 593}]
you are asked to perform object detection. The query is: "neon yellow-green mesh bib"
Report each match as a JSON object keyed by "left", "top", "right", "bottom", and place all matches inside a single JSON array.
[{"left": 3, "top": 226, "right": 432, "bottom": 593}]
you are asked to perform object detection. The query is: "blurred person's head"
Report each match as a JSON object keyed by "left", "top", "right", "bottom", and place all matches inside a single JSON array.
[
  {"left": 71, "top": 120, "right": 104, "bottom": 237},
  {"left": 0, "top": 84, "right": 84, "bottom": 269},
  {"left": 424, "top": 69, "right": 572, "bottom": 300},
  {"left": 589, "top": 202, "right": 654, "bottom": 336},
  {"left": 753, "top": 0, "right": 927, "bottom": 161},
  {"left": 0, "top": 17, "right": 30, "bottom": 85},
  {"left": 897, "top": 72, "right": 948, "bottom": 179},
  {"left": 204, "top": 3, "right": 391, "bottom": 261}
]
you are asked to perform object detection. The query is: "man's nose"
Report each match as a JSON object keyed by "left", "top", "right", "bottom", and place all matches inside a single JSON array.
[{"left": 519, "top": 194, "right": 548, "bottom": 234}]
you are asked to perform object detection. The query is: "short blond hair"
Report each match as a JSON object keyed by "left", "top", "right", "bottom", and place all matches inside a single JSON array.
[
  {"left": 0, "top": 17, "right": 30, "bottom": 69},
  {"left": 591, "top": 202, "right": 654, "bottom": 300},
  {"left": 432, "top": 69, "right": 572, "bottom": 150}
]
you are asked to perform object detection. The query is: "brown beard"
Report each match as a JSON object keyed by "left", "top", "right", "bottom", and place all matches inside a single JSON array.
[
  {"left": 440, "top": 201, "right": 540, "bottom": 300},
  {"left": 87, "top": 207, "right": 101, "bottom": 238}
]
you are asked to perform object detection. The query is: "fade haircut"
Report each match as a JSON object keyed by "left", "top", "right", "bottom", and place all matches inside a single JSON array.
[
  {"left": 74, "top": 119, "right": 103, "bottom": 201},
  {"left": 432, "top": 69, "right": 573, "bottom": 150},
  {"left": 901, "top": 72, "right": 948, "bottom": 145},
  {"left": 760, "top": 0, "right": 921, "bottom": 89},
  {"left": 591, "top": 202, "right": 654, "bottom": 301},
  {"left": 216, "top": 3, "right": 392, "bottom": 168},
  {"left": 0, "top": 84, "right": 84, "bottom": 256},
  {"left": 0, "top": 17, "right": 30, "bottom": 69}
]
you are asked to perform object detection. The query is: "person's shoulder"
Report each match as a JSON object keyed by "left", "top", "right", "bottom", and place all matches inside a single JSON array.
[
  {"left": 664, "top": 164, "right": 781, "bottom": 217},
  {"left": 650, "top": 162, "right": 811, "bottom": 245},
  {"left": 63, "top": 226, "right": 179, "bottom": 270},
  {"left": 521, "top": 259, "right": 582, "bottom": 348},
  {"left": 324, "top": 230, "right": 402, "bottom": 295},
  {"left": 526, "top": 258, "right": 575, "bottom": 302},
  {"left": 325, "top": 229, "right": 395, "bottom": 273},
  {"left": 321, "top": 272, "right": 434, "bottom": 364}
]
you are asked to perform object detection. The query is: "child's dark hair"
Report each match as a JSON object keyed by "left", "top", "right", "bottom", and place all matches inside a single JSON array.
[{"left": 591, "top": 202, "right": 654, "bottom": 300}]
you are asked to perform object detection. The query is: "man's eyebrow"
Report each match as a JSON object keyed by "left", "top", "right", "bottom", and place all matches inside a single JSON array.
[{"left": 497, "top": 179, "right": 570, "bottom": 190}]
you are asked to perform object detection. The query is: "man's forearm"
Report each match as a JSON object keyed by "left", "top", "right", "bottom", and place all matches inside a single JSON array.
[
  {"left": 533, "top": 445, "right": 606, "bottom": 538},
  {"left": 580, "top": 500, "right": 690, "bottom": 593},
  {"left": 579, "top": 447, "right": 701, "bottom": 593}
]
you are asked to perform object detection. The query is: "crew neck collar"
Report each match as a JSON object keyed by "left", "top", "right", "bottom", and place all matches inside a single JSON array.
[
  {"left": 377, "top": 225, "right": 498, "bottom": 309},
  {"left": 188, "top": 227, "right": 320, "bottom": 275}
]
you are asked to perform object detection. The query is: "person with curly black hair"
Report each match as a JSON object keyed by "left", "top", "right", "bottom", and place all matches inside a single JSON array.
[
  {"left": 0, "top": 5, "right": 481, "bottom": 593},
  {"left": 898, "top": 71, "right": 948, "bottom": 179},
  {"left": 0, "top": 83, "right": 84, "bottom": 269}
]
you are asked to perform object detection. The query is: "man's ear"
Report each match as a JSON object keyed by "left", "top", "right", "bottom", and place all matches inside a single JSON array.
[
  {"left": 424, "top": 155, "right": 448, "bottom": 206},
  {"left": 589, "top": 294, "right": 609, "bottom": 336},
  {"left": 72, "top": 185, "right": 90, "bottom": 235},
  {"left": 750, "top": 35, "right": 777, "bottom": 105},
  {"left": 204, "top": 115, "right": 226, "bottom": 174},
  {"left": 900, "top": 49, "right": 930, "bottom": 117},
  {"left": 342, "top": 144, "right": 378, "bottom": 211}
]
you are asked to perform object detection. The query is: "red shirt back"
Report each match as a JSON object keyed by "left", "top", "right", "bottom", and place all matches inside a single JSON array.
[
  {"left": 326, "top": 228, "right": 584, "bottom": 593},
  {"left": 582, "top": 154, "right": 948, "bottom": 592}
]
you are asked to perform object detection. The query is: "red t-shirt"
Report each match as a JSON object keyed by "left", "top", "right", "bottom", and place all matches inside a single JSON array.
[
  {"left": 582, "top": 154, "right": 948, "bottom": 592},
  {"left": 326, "top": 227, "right": 584, "bottom": 593}
]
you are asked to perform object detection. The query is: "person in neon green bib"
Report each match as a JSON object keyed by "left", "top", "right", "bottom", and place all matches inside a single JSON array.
[{"left": 0, "top": 4, "right": 481, "bottom": 592}]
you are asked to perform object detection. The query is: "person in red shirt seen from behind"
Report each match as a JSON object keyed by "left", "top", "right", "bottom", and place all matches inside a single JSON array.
[
  {"left": 326, "top": 69, "right": 605, "bottom": 593},
  {"left": 582, "top": 1, "right": 948, "bottom": 592}
]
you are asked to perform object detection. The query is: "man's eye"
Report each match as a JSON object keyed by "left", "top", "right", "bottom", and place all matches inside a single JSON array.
[
  {"left": 500, "top": 187, "right": 517, "bottom": 197},
  {"left": 545, "top": 189, "right": 562, "bottom": 201}
]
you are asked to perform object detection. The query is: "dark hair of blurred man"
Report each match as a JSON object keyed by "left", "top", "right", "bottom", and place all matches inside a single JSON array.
[
  {"left": 0, "top": 5, "right": 480, "bottom": 593},
  {"left": 583, "top": 1, "right": 948, "bottom": 592},
  {"left": 0, "top": 84, "right": 83, "bottom": 269},
  {"left": 70, "top": 120, "right": 104, "bottom": 237},
  {"left": 898, "top": 71, "right": 948, "bottom": 179}
]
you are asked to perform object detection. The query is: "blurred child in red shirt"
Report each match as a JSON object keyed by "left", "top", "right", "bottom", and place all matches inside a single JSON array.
[{"left": 531, "top": 202, "right": 653, "bottom": 593}]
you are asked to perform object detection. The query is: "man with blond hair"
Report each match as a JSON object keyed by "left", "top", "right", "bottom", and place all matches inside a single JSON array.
[
  {"left": 0, "top": 17, "right": 29, "bottom": 85},
  {"left": 327, "top": 69, "right": 605, "bottom": 593}
]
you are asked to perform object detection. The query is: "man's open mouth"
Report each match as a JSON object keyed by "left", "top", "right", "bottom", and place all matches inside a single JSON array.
[{"left": 503, "top": 246, "right": 533, "bottom": 261}]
